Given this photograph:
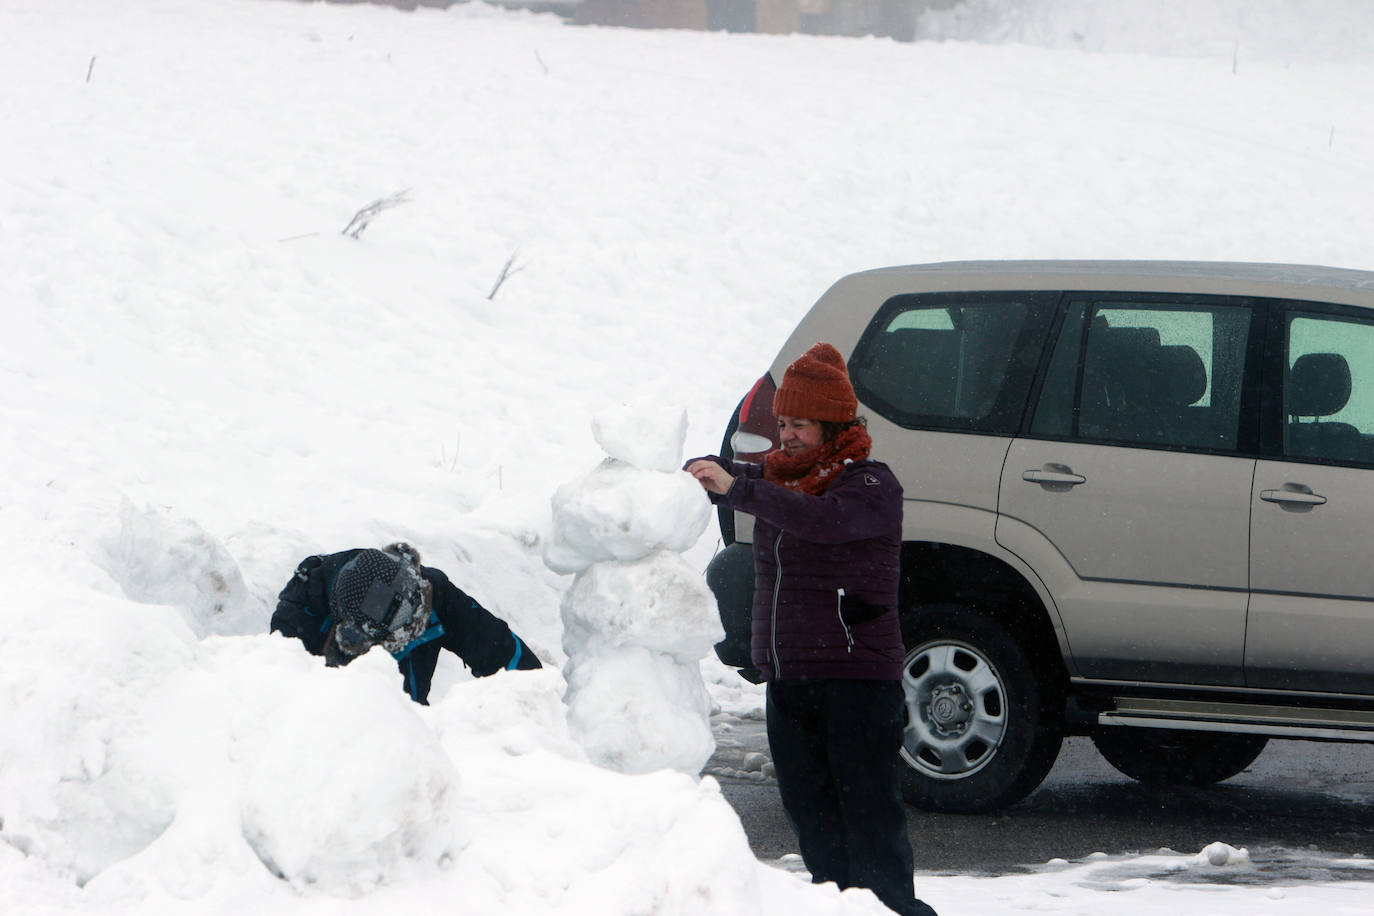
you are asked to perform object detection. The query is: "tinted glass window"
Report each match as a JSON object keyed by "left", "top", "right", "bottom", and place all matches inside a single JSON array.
[
  {"left": 1284, "top": 312, "right": 1374, "bottom": 465},
  {"left": 1032, "top": 301, "right": 1251, "bottom": 451},
  {"left": 850, "top": 294, "right": 1047, "bottom": 434}
]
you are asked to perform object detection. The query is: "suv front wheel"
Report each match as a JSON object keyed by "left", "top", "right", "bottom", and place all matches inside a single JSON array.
[{"left": 899, "top": 609, "right": 1063, "bottom": 813}]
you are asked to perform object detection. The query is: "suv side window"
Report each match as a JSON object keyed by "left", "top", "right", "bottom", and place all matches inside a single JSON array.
[
  {"left": 1283, "top": 310, "right": 1374, "bottom": 465},
  {"left": 1032, "top": 300, "right": 1252, "bottom": 451},
  {"left": 849, "top": 292, "right": 1053, "bottom": 434}
]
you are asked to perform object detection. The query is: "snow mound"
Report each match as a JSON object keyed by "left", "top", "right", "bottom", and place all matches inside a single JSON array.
[
  {"left": 1197, "top": 842, "right": 1251, "bottom": 868},
  {"left": 101, "top": 498, "right": 255, "bottom": 638}
]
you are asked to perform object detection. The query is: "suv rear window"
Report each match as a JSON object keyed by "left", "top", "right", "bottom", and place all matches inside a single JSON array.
[{"left": 849, "top": 292, "right": 1053, "bottom": 434}]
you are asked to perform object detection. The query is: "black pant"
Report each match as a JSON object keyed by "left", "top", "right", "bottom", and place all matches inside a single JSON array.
[{"left": 767, "top": 679, "right": 929, "bottom": 916}]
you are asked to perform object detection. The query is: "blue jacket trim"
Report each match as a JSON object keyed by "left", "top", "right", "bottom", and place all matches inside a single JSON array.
[
  {"left": 406, "top": 658, "right": 419, "bottom": 702},
  {"left": 390, "top": 612, "right": 446, "bottom": 662},
  {"left": 506, "top": 636, "right": 524, "bottom": 671}
]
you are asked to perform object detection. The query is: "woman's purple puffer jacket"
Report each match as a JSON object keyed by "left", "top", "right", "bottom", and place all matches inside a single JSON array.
[{"left": 708, "top": 457, "right": 907, "bottom": 682}]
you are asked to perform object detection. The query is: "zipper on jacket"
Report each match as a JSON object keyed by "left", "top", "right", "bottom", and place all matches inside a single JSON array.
[
  {"left": 837, "top": 587, "right": 854, "bottom": 653},
  {"left": 771, "top": 531, "right": 784, "bottom": 679}
]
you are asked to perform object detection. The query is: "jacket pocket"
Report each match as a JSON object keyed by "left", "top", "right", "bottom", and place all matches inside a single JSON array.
[{"left": 839, "top": 592, "right": 887, "bottom": 627}]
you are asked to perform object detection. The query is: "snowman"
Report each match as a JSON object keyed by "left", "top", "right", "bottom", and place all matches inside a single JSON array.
[{"left": 544, "top": 403, "right": 723, "bottom": 776}]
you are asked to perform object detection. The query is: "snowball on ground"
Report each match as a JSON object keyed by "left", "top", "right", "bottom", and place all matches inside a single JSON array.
[
  {"left": 1197, "top": 842, "right": 1251, "bottom": 867},
  {"left": 103, "top": 498, "right": 253, "bottom": 638},
  {"left": 544, "top": 459, "right": 712, "bottom": 575}
]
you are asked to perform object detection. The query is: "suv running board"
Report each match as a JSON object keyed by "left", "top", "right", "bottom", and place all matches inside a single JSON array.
[{"left": 1099, "top": 697, "right": 1374, "bottom": 743}]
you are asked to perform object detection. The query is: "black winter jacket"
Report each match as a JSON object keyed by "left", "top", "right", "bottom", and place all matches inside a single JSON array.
[{"left": 271, "top": 549, "right": 540, "bottom": 703}]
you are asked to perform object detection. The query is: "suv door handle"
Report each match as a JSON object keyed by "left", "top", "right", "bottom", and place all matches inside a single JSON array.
[
  {"left": 1022, "top": 466, "right": 1086, "bottom": 486},
  {"left": 1260, "top": 484, "right": 1327, "bottom": 507}
]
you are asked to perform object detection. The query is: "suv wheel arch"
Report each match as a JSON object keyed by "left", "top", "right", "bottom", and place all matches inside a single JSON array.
[
  {"left": 898, "top": 543, "right": 1070, "bottom": 812},
  {"left": 900, "top": 542, "right": 1069, "bottom": 688}
]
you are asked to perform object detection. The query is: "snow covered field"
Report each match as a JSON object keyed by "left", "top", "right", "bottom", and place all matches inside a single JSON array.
[{"left": 3, "top": 0, "right": 1374, "bottom": 912}]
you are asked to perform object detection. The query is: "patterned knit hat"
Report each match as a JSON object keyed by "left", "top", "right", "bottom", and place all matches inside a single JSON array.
[
  {"left": 329, "top": 543, "right": 428, "bottom": 657},
  {"left": 772, "top": 342, "right": 858, "bottom": 422}
]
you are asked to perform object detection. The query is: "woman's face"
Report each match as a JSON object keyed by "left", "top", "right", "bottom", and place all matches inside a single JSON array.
[{"left": 777, "top": 416, "right": 825, "bottom": 456}]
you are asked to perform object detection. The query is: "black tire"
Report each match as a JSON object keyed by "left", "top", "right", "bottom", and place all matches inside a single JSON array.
[
  {"left": 899, "top": 609, "right": 1063, "bottom": 813},
  {"left": 1091, "top": 729, "right": 1268, "bottom": 786}
]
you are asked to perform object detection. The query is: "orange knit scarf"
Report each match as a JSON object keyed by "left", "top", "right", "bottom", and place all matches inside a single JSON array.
[{"left": 763, "top": 425, "right": 872, "bottom": 496}]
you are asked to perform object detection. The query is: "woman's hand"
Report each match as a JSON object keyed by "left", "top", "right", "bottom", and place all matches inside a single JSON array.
[{"left": 686, "top": 459, "right": 735, "bottom": 496}]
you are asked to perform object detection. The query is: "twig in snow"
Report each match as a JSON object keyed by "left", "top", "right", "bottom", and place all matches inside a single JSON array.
[
  {"left": 278, "top": 231, "right": 319, "bottom": 243},
  {"left": 487, "top": 250, "right": 527, "bottom": 300},
  {"left": 1330, "top": 126, "right": 1336, "bottom": 148},
  {"left": 443, "top": 431, "right": 461, "bottom": 472},
  {"left": 341, "top": 189, "right": 411, "bottom": 239},
  {"left": 534, "top": 49, "right": 549, "bottom": 75},
  {"left": 1232, "top": 39, "right": 1239, "bottom": 75},
  {"left": 87, "top": 56, "right": 96, "bottom": 83}
]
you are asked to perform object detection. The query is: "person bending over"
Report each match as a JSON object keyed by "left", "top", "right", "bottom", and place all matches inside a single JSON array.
[{"left": 272, "top": 542, "right": 540, "bottom": 704}]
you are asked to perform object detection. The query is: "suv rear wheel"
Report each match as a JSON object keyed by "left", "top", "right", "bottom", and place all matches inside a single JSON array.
[
  {"left": 1091, "top": 728, "right": 1268, "bottom": 786},
  {"left": 899, "top": 609, "right": 1063, "bottom": 813}
]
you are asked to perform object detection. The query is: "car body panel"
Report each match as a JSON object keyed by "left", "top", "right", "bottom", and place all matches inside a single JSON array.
[
  {"left": 869, "top": 420, "right": 1008, "bottom": 517},
  {"left": 997, "top": 440, "right": 1252, "bottom": 684},
  {"left": 995, "top": 441, "right": 1253, "bottom": 590},
  {"left": 1248, "top": 459, "right": 1374, "bottom": 693}
]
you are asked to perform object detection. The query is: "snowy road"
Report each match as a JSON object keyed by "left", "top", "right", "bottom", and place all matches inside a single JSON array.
[{"left": 707, "top": 714, "right": 1374, "bottom": 878}]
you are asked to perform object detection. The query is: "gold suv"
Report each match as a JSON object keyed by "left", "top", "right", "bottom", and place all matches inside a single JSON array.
[{"left": 707, "top": 260, "right": 1374, "bottom": 812}]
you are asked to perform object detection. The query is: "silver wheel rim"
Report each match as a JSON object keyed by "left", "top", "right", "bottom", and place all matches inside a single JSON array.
[{"left": 900, "top": 638, "right": 1008, "bottom": 780}]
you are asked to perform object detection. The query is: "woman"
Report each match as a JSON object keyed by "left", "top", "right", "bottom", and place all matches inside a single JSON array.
[{"left": 687, "top": 342, "right": 937, "bottom": 916}]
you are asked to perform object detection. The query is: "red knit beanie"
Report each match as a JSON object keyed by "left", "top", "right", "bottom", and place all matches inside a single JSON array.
[{"left": 772, "top": 342, "right": 858, "bottom": 422}]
